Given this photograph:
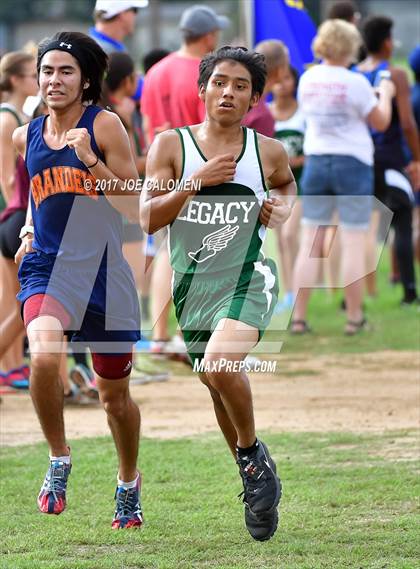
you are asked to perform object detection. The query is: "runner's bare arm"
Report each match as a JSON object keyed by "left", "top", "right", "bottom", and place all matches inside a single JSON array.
[
  {"left": 367, "top": 77, "right": 395, "bottom": 131},
  {"left": 12, "top": 122, "right": 29, "bottom": 159},
  {"left": 14, "top": 199, "right": 35, "bottom": 265},
  {"left": 392, "top": 67, "right": 420, "bottom": 189},
  {"left": 140, "top": 130, "right": 236, "bottom": 233},
  {"left": 66, "top": 110, "right": 140, "bottom": 222},
  {"left": 258, "top": 136, "right": 297, "bottom": 228},
  {"left": 392, "top": 67, "right": 420, "bottom": 161},
  {"left": 13, "top": 123, "right": 33, "bottom": 228}
]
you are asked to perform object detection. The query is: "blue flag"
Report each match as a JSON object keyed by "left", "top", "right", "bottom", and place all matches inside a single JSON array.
[{"left": 253, "top": 0, "right": 317, "bottom": 74}]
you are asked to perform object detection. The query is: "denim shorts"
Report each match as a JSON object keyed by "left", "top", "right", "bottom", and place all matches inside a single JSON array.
[{"left": 301, "top": 155, "right": 374, "bottom": 228}]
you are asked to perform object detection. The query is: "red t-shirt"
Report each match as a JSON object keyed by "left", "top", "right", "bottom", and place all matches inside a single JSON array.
[
  {"left": 242, "top": 98, "right": 275, "bottom": 137},
  {"left": 141, "top": 52, "right": 205, "bottom": 143}
]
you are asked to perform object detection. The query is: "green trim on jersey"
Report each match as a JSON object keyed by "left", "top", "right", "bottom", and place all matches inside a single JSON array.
[
  {"left": 175, "top": 128, "right": 185, "bottom": 180},
  {"left": 235, "top": 127, "right": 247, "bottom": 163},
  {"left": 0, "top": 106, "right": 22, "bottom": 127},
  {"left": 185, "top": 126, "right": 247, "bottom": 164},
  {"left": 253, "top": 129, "right": 269, "bottom": 195}
]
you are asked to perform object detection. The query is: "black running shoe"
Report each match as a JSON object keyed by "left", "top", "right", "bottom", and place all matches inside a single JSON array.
[
  {"left": 244, "top": 503, "right": 279, "bottom": 541},
  {"left": 237, "top": 440, "right": 281, "bottom": 515}
]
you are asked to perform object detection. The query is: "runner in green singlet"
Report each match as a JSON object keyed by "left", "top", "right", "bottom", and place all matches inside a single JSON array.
[{"left": 140, "top": 46, "right": 296, "bottom": 542}]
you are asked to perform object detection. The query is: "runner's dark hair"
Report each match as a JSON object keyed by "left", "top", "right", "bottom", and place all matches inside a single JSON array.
[
  {"left": 37, "top": 31, "right": 108, "bottom": 104},
  {"left": 198, "top": 46, "right": 266, "bottom": 97}
]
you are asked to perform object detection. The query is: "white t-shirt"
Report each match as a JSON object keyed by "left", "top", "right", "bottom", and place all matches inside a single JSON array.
[{"left": 298, "top": 64, "right": 378, "bottom": 165}]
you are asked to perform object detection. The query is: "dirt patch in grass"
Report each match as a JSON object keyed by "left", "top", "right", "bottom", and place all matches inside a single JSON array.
[{"left": 1, "top": 351, "right": 419, "bottom": 447}]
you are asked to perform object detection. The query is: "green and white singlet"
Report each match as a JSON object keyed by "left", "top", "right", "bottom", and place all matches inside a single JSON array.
[
  {"left": 170, "top": 126, "right": 270, "bottom": 275},
  {"left": 169, "top": 126, "right": 279, "bottom": 364}
]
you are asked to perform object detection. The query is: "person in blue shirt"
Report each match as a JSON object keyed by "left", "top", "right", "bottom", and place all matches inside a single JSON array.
[
  {"left": 90, "top": 0, "right": 148, "bottom": 100},
  {"left": 90, "top": 0, "right": 147, "bottom": 55},
  {"left": 356, "top": 16, "right": 420, "bottom": 305}
]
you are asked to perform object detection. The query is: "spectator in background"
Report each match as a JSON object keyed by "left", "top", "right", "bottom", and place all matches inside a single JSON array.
[
  {"left": 327, "top": 1, "right": 361, "bottom": 24},
  {"left": 327, "top": 1, "right": 366, "bottom": 64},
  {"left": 143, "top": 48, "right": 171, "bottom": 75},
  {"left": 101, "top": 52, "right": 148, "bottom": 317},
  {"left": 325, "top": 2, "right": 364, "bottom": 296},
  {"left": 141, "top": 4, "right": 230, "bottom": 144},
  {"left": 90, "top": 1, "right": 148, "bottom": 117},
  {"left": 90, "top": 0, "right": 148, "bottom": 55},
  {"left": 92, "top": 1, "right": 152, "bottom": 324},
  {"left": 0, "top": 51, "right": 38, "bottom": 387},
  {"left": 141, "top": 5, "right": 229, "bottom": 359},
  {"left": 356, "top": 16, "right": 420, "bottom": 305},
  {"left": 325, "top": 2, "right": 365, "bottom": 296},
  {"left": 291, "top": 19, "right": 395, "bottom": 335},
  {"left": 102, "top": 52, "right": 146, "bottom": 174},
  {"left": 242, "top": 40, "right": 289, "bottom": 137},
  {"left": 269, "top": 65, "right": 305, "bottom": 312},
  {"left": 408, "top": 45, "right": 420, "bottom": 265},
  {"left": 139, "top": 47, "right": 170, "bottom": 323}
]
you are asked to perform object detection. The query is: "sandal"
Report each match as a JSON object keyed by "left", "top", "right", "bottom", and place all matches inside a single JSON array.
[
  {"left": 290, "top": 320, "right": 312, "bottom": 335},
  {"left": 344, "top": 317, "right": 368, "bottom": 336}
]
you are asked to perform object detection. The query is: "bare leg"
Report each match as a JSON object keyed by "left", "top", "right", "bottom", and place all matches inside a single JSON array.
[
  {"left": 283, "top": 198, "right": 302, "bottom": 268},
  {"left": 202, "top": 318, "right": 258, "bottom": 449},
  {"left": 151, "top": 248, "right": 173, "bottom": 341},
  {"left": 274, "top": 225, "right": 292, "bottom": 297},
  {"left": 199, "top": 372, "right": 238, "bottom": 457},
  {"left": 0, "top": 256, "right": 24, "bottom": 368},
  {"left": 342, "top": 229, "right": 367, "bottom": 325},
  {"left": 292, "top": 225, "right": 325, "bottom": 330},
  {"left": 122, "top": 240, "right": 148, "bottom": 295},
  {"left": 96, "top": 371, "right": 140, "bottom": 482},
  {"left": 27, "top": 315, "right": 69, "bottom": 457},
  {"left": 324, "top": 218, "right": 341, "bottom": 290},
  {"left": 58, "top": 338, "right": 71, "bottom": 394}
]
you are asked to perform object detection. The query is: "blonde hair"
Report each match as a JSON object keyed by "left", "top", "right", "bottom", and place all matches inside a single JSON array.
[
  {"left": 312, "top": 19, "right": 361, "bottom": 62},
  {"left": 0, "top": 51, "right": 35, "bottom": 92},
  {"left": 255, "top": 39, "right": 289, "bottom": 74}
]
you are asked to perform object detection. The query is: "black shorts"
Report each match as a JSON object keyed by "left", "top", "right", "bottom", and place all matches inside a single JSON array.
[{"left": 0, "top": 209, "right": 26, "bottom": 259}]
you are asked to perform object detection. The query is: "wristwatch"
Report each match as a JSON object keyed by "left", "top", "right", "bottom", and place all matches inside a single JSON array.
[{"left": 19, "top": 225, "right": 34, "bottom": 239}]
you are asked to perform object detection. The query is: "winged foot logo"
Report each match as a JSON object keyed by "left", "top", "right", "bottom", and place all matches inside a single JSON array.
[{"left": 188, "top": 224, "right": 239, "bottom": 263}]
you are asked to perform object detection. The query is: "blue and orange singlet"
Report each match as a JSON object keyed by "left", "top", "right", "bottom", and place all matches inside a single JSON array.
[{"left": 17, "top": 105, "right": 140, "bottom": 344}]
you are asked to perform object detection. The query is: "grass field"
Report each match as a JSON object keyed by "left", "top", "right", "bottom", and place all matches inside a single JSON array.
[
  {"left": 1, "top": 431, "right": 419, "bottom": 569},
  {"left": 265, "top": 226, "right": 420, "bottom": 355},
  {"left": 159, "top": 234, "right": 420, "bottom": 358},
  {"left": 1, "top": 237, "right": 419, "bottom": 568},
  {"left": 267, "top": 272, "right": 420, "bottom": 356}
]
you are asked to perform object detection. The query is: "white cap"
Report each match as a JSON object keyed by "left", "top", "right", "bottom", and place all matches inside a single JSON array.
[{"left": 95, "top": 0, "right": 148, "bottom": 19}]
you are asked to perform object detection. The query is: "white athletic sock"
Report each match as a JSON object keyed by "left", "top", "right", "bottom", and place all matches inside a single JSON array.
[
  {"left": 49, "top": 454, "right": 71, "bottom": 465},
  {"left": 117, "top": 472, "right": 139, "bottom": 489}
]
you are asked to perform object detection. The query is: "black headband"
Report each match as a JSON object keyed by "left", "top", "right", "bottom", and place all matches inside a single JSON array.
[{"left": 38, "top": 40, "right": 87, "bottom": 75}]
